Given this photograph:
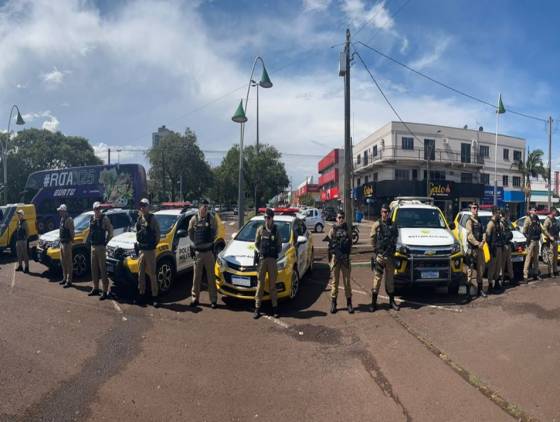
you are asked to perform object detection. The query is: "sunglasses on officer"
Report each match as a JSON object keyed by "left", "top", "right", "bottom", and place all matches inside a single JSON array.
[{"left": 336, "top": 215, "right": 344, "bottom": 220}]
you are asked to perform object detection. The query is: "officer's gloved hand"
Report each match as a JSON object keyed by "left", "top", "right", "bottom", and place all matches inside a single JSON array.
[{"left": 189, "top": 246, "right": 196, "bottom": 259}]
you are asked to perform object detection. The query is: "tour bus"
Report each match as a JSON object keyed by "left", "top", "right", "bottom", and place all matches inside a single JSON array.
[{"left": 21, "top": 164, "right": 147, "bottom": 232}]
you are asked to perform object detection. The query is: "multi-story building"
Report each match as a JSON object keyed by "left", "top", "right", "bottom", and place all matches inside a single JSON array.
[
  {"left": 293, "top": 177, "right": 320, "bottom": 205},
  {"left": 318, "top": 149, "right": 345, "bottom": 204},
  {"left": 152, "top": 125, "right": 172, "bottom": 148},
  {"left": 353, "top": 121, "right": 527, "bottom": 219}
]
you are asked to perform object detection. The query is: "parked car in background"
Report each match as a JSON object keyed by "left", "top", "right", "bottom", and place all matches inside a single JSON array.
[
  {"left": 298, "top": 207, "right": 325, "bottom": 233},
  {"left": 321, "top": 206, "right": 337, "bottom": 222},
  {"left": 0, "top": 203, "right": 39, "bottom": 256}
]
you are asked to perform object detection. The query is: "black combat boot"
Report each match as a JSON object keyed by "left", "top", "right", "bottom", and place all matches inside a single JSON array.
[
  {"left": 330, "top": 299, "right": 337, "bottom": 314},
  {"left": 63, "top": 282, "right": 73, "bottom": 289},
  {"left": 24, "top": 267, "right": 29, "bottom": 274},
  {"left": 210, "top": 302, "right": 217, "bottom": 309},
  {"left": 152, "top": 296, "right": 160, "bottom": 308},
  {"left": 347, "top": 298, "right": 354, "bottom": 314},
  {"left": 477, "top": 283, "right": 487, "bottom": 297},
  {"left": 88, "top": 288, "right": 100, "bottom": 296},
  {"left": 189, "top": 298, "right": 199, "bottom": 307},
  {"left": 272, "top": 306, "right": 279, "bottom": 318},
  {"left": 99, "top": 291, "right": 109, "bottom": 301},
  {"left": 15, "top": 265, "right": 23, "bottom": 272},
  {"left": 389, "top": 295, "right": 400, "bottom": 311},
  {"left": 253, "top": 308, "right": 261, "bottom": 319},
  {"left": 369, "top": 293, "right": 378, "bottom": 312}
]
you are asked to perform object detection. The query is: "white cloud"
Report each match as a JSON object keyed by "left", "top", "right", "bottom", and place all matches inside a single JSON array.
[
  {"left": 41, "top": 67, "right": 70, "bottom": 87},
  {"left": 42, "top": 113, "right": 60, "bottom": 132},
  {"left": 342, "top": 0, "right": 394, "bottom": 30},
  {"left": 303, "top": 0, "right": 331, "bottom": 12},
  {"left": 93, "top": 143, "right": 146, "bottom": 164},
  {"left": 408, "top": 36, "right": 451, "bottom": 70},
  {"left": 23, "top": 110, "right": 60, "bottom": 132},
  {"left": 400, "top": 36, "right": 409, "bottom": 54}
]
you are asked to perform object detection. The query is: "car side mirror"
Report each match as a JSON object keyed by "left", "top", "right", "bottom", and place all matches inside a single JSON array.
[
  {"left": 176, "top": 229, "right": 187, "bottom": 238},
  {"left": 296, "top": 235, "right": 307, "bottom": 245},
  {"left": 231, "top": 232, "right": 237, "bottom": 239}
]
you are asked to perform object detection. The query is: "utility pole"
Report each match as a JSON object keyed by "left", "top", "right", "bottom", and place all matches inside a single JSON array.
[
  {"left": 108, "top": 148, "right": 111, "bottom": 165},
  {"left": 255, "top": 82, "right": 260, "bottom": 212},
  {"left": 341, "top": 28, "right": 353, "bottom": 229},
  {"left": 548, "top": 115, "right": 553, "bottom": 210},
  {"left": 161, "top": 150, "right": 166, "bottom": 202}
]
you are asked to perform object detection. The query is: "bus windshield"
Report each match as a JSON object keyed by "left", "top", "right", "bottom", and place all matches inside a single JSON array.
[
  {"left": 236, "top": 220, "right": 292, "bottom": 243},
  {"left": 395, "top": 208, "right": 447, "bottom": 229}
]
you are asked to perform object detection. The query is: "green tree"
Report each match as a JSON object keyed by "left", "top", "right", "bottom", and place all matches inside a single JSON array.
[
  {"left": 3, "top": 129, "right": 102, "bottom": 202},
  {"left": 147, "top": 128, "right": 213, "bottom": 202},
  {"left": 512, "top": 148, "right": 546, "bottom": 210},
  {"left": 211, "top": 144, "right": 289, "bottom": 207},
  {"left": 298, "top": 193, "right": 316, "bottom": 207}
]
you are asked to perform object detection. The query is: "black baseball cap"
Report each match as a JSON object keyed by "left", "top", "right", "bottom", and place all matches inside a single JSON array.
[{"left": 265, "top": 208, "right": 274, "bottom": 218}]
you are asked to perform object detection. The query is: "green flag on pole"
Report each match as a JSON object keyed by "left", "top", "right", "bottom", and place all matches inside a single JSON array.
[{"left": 497, "top": 94, "right": 506, "bottom": 114}]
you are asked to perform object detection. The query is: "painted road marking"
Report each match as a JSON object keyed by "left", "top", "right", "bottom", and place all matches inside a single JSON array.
[
  {"left": 10, "top": 263, "right": 16, "bottom": 292},
  {"left": 111, "top": 300, "right": 123, "bottom": 314}
]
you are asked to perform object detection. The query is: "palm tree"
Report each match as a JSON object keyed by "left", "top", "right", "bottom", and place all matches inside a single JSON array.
[{"left": 512, "top": 148, "right": 546, "bottom": 211}]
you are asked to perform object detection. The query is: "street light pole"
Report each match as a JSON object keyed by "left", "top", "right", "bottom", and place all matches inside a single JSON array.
[
  {"left": 341, "top": 29, "right": 353, "bottom": 229},
  {"left": 2, "top": 105, "right": 25, "bottom": 204},
  {"left": 254, "top": 81, "right": 259, "bottom": 212},
  {"left": 231, "top": 56, "right": 273, "bottom": 229},
  {"left": 547, "top": 115, "right": 553, "bottom": 210}
]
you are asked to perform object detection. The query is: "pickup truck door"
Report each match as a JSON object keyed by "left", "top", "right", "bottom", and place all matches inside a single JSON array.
[{"left": 174, "top": 216, "right": 194, "bottom": 272}]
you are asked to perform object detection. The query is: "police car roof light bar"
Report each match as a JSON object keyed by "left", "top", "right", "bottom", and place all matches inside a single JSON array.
[
  {"left": 160, "top": 201, "right": 193, "bottom": 208},
  {"left": 257, "top": 207, "right": 300, "bottom": 215}
]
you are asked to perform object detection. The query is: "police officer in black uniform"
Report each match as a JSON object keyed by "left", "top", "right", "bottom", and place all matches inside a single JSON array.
[
  {"left": 326, "top": 210, "right": 353, "bottom": 314},
  {"left": 522, "top": 209, "right": 542, "bottom": 282},
  {"left": 136, "top": 198, "right": 161, "bottom": 307}
]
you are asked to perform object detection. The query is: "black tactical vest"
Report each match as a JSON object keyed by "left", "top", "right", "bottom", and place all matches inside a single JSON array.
[
  {"left": 136, "top": 213, "right": 157, "bottom": 250},
  {"left": 377, "top": 221, "right": 396, "bottom": 256},
  {"left": 528, "top": 219, "right": 542, "bottom": 241},
  {"left": 90, "top": 216, "right": 107, "bottom": 246},
  {"left": 193, "top": 214, "right": 213, "bottom": 251},
  {"left": 489, "top": 218, "right": 504, "bottom": 247},
  {"left": 502, "top": 219, "right": 513, "bottom": 243},
  {"left": 469, "top": 217, "right": 483, "bottom": 244},
  {"left": 260, "top": 225, "right": 280, "bottom": 259},
  {"left": 16, "top": 220, "right": 27, "bottom": 241},
  {"left": 60, "top": 217, "right": 71, "bottom": 243},
  {"left": 330, "top": 223, "right": 351, "bottom": 259},
  {"left": 548, "top": 217, "right": 559, "bottom": 238}
]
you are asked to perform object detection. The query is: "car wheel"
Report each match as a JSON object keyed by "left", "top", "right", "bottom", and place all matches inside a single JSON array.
[
  {"left": 157, "top": 260, "right": 175, "bottom": 295},
  {"left": 73, "top": 249, "right": 90, "bottom": 278},
  {"left": 314, "top": 223, "right": 324, "bottom": 233},
  {"left": 289, "top": 268, "right": 300, "bottom": 300}
]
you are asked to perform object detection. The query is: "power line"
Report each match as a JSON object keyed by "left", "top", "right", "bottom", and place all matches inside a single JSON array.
[{"left": 355, "top": 40, "right": 547, "bottom": 123}]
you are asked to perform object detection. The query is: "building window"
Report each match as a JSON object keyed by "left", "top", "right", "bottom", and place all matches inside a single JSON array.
[
  {"left": 480, "top": 145, "right": 490, "bottom": 158},
  {"left": 424, "top": 170, "right": 446, "bottom": 181},
  {"left": 395, "top": 169, "right": 409, "bottom": 181},
  {"left": 372, "top": 145, "right": 378, "bottom": 157},
  {"left": 503, "top": 175, "right": 509, "bottom": 187},
  {"left": 461, "top": 143, "right": 471, "bottom": 163},
  {"left": 503, "top": 148, "right": 509, "bottom": 161},
  {"left": 481, "top": 173, "right": 490, "bottom": 184},
  {"left": 412, "top": 169, "right": 418, "bottom": 180},
  {"left": 373, "top": 172, "right": 378, "bottom": 182},
  {"left": 513, "top": 176, "right": 521, "bottom": 187},
  {"left": 402, "top": 137, "right": 414, "bottom": 150},
  {"left": 356, "top": 177, "right": 361, "bottom": 186},
  {"left": 365, "top": 176, "right": 369, "bottom": 184},
  {"left": 461, "top": 172, "right": 473, "bottom": 183},
  {"left": 364, "top": 150, "right": 369, "bottom": 165},
  {"left": 424, "top": 139, "right": 435, "bottom": 160},
  {"left": 513, "top": 150, "right": 522, "bottom": 162},
  {"left": 357, "top": 154, "right": 361, "bottom": 165}
]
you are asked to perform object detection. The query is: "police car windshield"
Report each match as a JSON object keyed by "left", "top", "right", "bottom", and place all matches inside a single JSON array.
[
  {"left": 154, "top": 214, "right": 179, "bottom": 235},
  {"left": 0, "top": 206, "right": 6, "bottom": 222},
  {"left": 236, "top": 220, "right": 291, "bottom": 243},
  {"left": 74, "top": 213, "right": 93, "bottom": 232},
  {"left": 395, "top": 208, "right": 447, "bottom": 229}
]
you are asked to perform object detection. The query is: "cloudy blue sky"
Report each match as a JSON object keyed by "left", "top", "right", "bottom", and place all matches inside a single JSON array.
[{"left": 1, "top": 0, "right": 558, "bottom": 185}]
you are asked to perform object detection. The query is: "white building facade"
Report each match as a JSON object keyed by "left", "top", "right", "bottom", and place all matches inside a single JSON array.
[{"left": 353, "top": 121, "right": 527, "bottom": 219}]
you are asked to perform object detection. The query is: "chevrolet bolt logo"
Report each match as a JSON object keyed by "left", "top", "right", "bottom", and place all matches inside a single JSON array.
[{"left": 424, "top": 250, "right": 436, "bottom": 256}]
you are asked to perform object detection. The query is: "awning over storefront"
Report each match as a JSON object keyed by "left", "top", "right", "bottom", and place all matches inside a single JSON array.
[
  {"left": 530, "top": 194, "right": 559, "bottom": 204},
  {"left": 503, "top": 190, "right": 525, "bottom": 203}
]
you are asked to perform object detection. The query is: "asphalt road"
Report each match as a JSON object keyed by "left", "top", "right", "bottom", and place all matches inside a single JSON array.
[{"left": 1, "top": 219, "right": 559, "bottom": 421}]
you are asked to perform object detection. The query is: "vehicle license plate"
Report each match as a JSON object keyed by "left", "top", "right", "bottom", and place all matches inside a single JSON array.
[
  {"left": 106, "top": 262, "right": 115, "bottom": 273},
  {"left": 421, "top": 271, "right": 439, "bottom": 279},
  {"left": 231, "top": 276, "right": 251, "bottom": 287}
]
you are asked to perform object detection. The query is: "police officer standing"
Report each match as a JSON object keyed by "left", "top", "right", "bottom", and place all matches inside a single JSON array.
[
  {"left": 326, "top": 210, "right": 353, "bottom": 314},
  {"left": 370, "top": 204, "right": 399, "bottom": 312},
  {"left": 465, "top": 203, "right": 487, "bottom": 298},
  {"left": 500, "top": 208, "right": 515, "bottom": 284},
  {"left": 136, "top": 198, "right": 161, "bottom": 307},
  {"left": 522, "top": 208, "right": 542, "bottom": 282},
  {"left": 486, "top": 207, "right": 504, "bottom": 292},
  {"left": 253, "top": 208, "right": 283, "bottom": 319},
  {"left": 58, "top": 204, "right": 75, "bottom": 288},
  {"left": 15, "top": 209, "right": 30, "bottom": 273},
  {"left": 87, "top": 202, "right": 114, "bottom": 300},
  {"left": 542, "top": 209, "right": 559, "bottom": 277},
  {"left": 188, "top": 199, "right": 218, "bottom": 309}
]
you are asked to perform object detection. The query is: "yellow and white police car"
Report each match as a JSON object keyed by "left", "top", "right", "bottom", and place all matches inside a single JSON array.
[
  {"left": 106, "top": 205, "right": 225, "bottom": 294},
  {"left": 215, "top": 208, "right": 313, "bottom": 302}
]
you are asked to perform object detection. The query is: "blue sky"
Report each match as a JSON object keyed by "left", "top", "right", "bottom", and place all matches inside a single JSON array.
[{"left": 0, "top": 0, "right": 558, "bottom": 186}]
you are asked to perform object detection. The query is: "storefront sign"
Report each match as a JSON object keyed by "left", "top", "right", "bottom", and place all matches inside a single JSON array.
[
  {"left": 483, "top": 185, "right": 504, "bottom": 203},
  {"left": 430, "top": 182, "right": 452, "bottom": 198}
]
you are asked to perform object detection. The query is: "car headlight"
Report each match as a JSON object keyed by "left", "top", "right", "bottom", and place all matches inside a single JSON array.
[
  {"left": 451, "top": 242, "right": 461, "bottom": 255},
  {"left": 217, "top": 255, "right": 227, "bottom": 271},
  {"left": 122, "top": 249, "right": 138, "bottom": 259},
  {"left": 277, "top": 255, "right": 288, "bottom": 270}
]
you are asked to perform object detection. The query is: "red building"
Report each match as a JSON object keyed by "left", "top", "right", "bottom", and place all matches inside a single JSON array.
[
  {"left": 318, "top": 149, "right": 344, "bottom": 203},
  {"left": 292, "top": 178, "right": 320, "bottom": 205}
]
